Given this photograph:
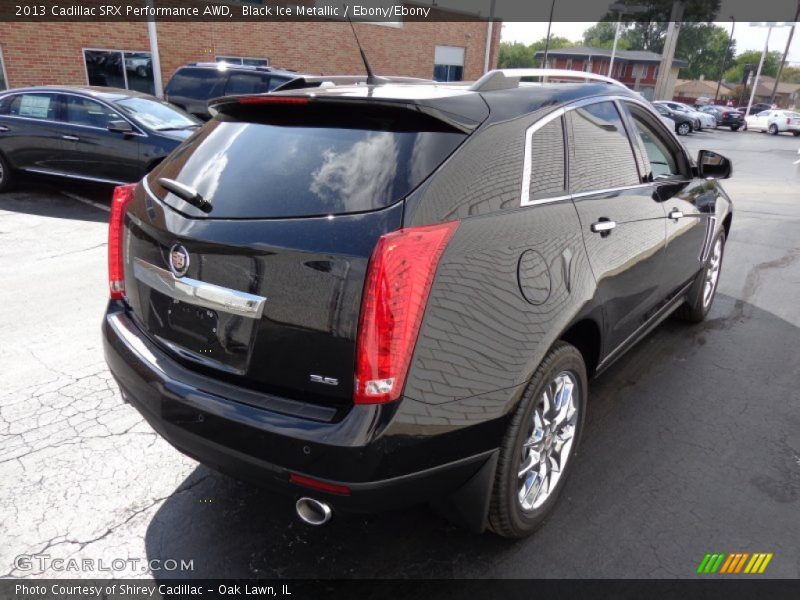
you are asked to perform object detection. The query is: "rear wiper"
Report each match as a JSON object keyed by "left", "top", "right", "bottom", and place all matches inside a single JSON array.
[{"left": 157, "top": 178, "right": 213, "bottom": 213}]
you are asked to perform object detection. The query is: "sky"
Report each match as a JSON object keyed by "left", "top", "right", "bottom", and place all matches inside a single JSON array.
[{"left": 501, "top": 22, "right": 800, "bottom": 65}]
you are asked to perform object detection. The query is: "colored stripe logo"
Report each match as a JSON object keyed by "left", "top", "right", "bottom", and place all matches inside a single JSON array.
[{"left": 696, "top": 552, "right": 773, "bottom": 574}]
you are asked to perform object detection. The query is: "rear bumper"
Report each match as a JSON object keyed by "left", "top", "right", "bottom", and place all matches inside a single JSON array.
[{"left": 102, "top": 302, "right": 499, "bottom": 519}]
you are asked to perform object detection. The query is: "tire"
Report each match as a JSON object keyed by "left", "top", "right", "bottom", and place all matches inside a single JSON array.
[
  {"left": 0, "top": 152, "right": 14, "bottom": 193},
  {"left": 730, "top": 125, "right": 740, "bottom": 131},
  {"left": 675, "top": 231, "right": 726, "bottom": 323},
  {"left": 769, "top": 124, "right": 779, "bottom": 135},
  {"left": 677, "top": 122, "right": 691, "bottom": 136},
  {"left": 487, "top": 342, "right": 587, "bottom": 538},
  {"left": 793, "top": 131, "right": 800, "bottom": 137}
]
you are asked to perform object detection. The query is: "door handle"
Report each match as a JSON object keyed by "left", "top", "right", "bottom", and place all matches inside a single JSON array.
[
  {"left": 668, "top": 209, "right": 684, "bottom": 220},
  {"left": 591, "top": 219, "right": 616, "bottom": 235},
  {"left": 62, "top": 134, "right": 80, "bottom": 141}
]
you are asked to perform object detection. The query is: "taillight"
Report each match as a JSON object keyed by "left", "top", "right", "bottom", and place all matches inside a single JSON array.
[
  {"left": 354, "top": 221, "right": 459, "bottom": 405},
  {"left": 108, "top": 183, "right": 136, "bottom": 299}
]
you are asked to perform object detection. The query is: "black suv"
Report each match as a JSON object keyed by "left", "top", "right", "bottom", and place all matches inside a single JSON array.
[
  {"left": 103, "top": 69, "right": 733, "bottom": 538},
  {"left": 164, "top": 62, "right": 301, "bottom": 120}
]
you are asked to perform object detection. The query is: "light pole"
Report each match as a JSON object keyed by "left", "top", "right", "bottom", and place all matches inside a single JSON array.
[
  {"left": 770, "top": 1, "right": 800, "bottom": 104},
  {"left": 745, "top": 22, "right": 793, "bottom": 116},
  {"left": 607, "top": 3, "right": 649, "bottom": 78},
  {"left": 714, "top": 17, "right": 735, "bottom": 104}
]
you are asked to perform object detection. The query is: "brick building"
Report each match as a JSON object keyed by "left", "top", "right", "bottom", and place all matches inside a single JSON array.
[
  {"left": 0, "top": 19, "right": 500, "bottom": 95},
  {"left": 535, "top": 46, "right": 688, "bottom": 100}
]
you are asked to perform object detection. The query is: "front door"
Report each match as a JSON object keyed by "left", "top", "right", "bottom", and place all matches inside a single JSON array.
[
  {"left": 60, "top": 94, "right": 141, "bottom": 183},
  {"left": 622, "top": 101, "right": 710, "bottom": 296}
]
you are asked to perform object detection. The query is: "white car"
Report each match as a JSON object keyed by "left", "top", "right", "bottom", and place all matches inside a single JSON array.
[
  {"left": 656, "top": 101, "right": 716, "bottom": 130},
  {"left": 744, "top": 110, "right": 800, "bottom": 136}
]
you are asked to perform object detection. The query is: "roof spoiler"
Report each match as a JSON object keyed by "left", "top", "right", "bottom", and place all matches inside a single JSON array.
[
  {"left": 274, "top": 75, "right": 435, "bottom": 92},
  {"left": 471, "top": 69, "right": 629, "bottom": 92}
]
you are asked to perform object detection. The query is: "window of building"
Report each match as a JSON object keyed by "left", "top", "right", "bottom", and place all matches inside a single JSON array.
[
  {"left": 433, "top": 45, "right": 465, "bottom": 82},
  {"left": 216, "top": 56, "right": 269, "bottom": 67},
  {"left": 566, "top": 101, "right": 640, "bottom": 193},
  {"left": 526, "top": 117, "right": 566, "bottom": 202},
  {"left": 632, "top": 63, "right": 645, "bottom": 79},
  {"left": 84, "top": 49, "right": 155, "bottom": 95},
  {"left": 0, "top": 46, "right": 8, "bottom": 91}
]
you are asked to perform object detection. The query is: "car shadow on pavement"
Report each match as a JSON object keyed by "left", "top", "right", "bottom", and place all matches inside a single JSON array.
[
  {"left": 0, "top": 179, "right": 112, "bottom": 223},
  {"left": 144, "top": 294, "right": 800, "bottom": 579}
]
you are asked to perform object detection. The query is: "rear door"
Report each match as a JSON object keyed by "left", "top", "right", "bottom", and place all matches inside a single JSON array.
[
  {"left": 567, "top": 100, "right": 667, "bottom": 356},
  {"left": 60, "top": 94, "right": 141, "bottom": 183},
  {"left": 0, "top": 91, "right": 70, "bottom": 173},
  {"left": 122, "top": 101, "right": 469, "bottom": 407}
]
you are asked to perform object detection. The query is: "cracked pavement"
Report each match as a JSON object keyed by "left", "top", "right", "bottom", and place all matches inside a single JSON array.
[{"left": 1, "top": 129, "right": 800, "bottom": 580}]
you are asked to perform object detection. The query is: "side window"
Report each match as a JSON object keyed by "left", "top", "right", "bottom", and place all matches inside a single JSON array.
[
  {"left": 224, "top": 72, "right": 271, "bottom": 95},
  {"left": 627, "top": 109, "right": 681, "bottom": 180},
  {"left": 267, "top": 76, "right": 291, "bottom": 91},
  {"left": 165, "top": 69, "right": 222, "bottom": 99},
  {"left": 524, "top": 116, "right": 566, "bottom": 203},
  {"left": 566, "top": 101, "right": 640, "bottom": 193},
  {"left": 64, "top": 96, "right": 121, "bottom": 129},
  {"left": 8, "top": 93, "right": 60, "bottom": 121}
]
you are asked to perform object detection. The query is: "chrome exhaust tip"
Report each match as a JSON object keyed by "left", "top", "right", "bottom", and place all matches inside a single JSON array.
[{"left": 295, "top": 497, "right": 332, "bottom": 526}]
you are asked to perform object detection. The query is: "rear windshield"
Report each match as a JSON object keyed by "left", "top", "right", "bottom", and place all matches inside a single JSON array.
[{"left": 148, "top": 107, "right": 466, "bottom": 218}]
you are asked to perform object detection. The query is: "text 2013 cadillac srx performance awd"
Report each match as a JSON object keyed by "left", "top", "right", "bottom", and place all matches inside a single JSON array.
[{"left": 103, "top": 70, "right": 733, "bottom": 537}]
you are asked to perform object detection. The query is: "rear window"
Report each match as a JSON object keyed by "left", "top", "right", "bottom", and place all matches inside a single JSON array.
[
  {"left": 148, "top": 106, "right": 466, "bottom": 218},
  {"left": 165, "top": 68, "right": 224, "bottom": 99}
]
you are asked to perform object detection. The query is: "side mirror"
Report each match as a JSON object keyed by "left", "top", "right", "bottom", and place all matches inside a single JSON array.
[
  {"left": 696, "top": 150, "right": 732, "bottom": 180},
  {"left": 107, "top": 120, "right": 134, "bottom": 134}
]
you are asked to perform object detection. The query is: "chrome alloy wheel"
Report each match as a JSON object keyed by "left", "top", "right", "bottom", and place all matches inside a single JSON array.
[
  {"left": 703, "top": 237, "right": 723, "bottom": 307},
  {"left": 517, "top": 371, "right": 579, "bottom": 511}
]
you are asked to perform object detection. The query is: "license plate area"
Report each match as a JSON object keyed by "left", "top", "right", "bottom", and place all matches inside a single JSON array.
[{"left": 145, "top": 290, "right": 255, "bottom": 373}]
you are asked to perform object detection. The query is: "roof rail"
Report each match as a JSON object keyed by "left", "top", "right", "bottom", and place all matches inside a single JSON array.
[
  {"left": 187, "top": 62, "right": 272, "bottom": 72},
  {"left": 470, "top": 69, "right": 628, "bottom": 92},
  {"left": 274, "top": 75, "right": 435, "bottom": 91}
]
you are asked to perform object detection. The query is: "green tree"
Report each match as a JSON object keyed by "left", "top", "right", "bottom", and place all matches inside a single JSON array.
[
  {"left": 675, "top": 23, "right": 736, "bottom": 80},
  {"left": 582, "top": 22, "right": 629, "bottom": 50},
  {"left": 497, "top": 37, "right": 578, "bottom": 69},
  {"left": 723, "top": 50, "right": 782, "bottom": 84},
  {"left": 780, "top": 66, "right": 800, "bottom": 84}
]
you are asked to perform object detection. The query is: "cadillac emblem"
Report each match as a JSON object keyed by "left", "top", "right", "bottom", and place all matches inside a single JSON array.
[{"left": 168, "top": 244, "right": 190, "bottom": 277}]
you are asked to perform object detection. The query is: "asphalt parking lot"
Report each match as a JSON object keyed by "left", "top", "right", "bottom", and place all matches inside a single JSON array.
[{"left": 1, "top": 126, "right": 799, "bottom": 580}]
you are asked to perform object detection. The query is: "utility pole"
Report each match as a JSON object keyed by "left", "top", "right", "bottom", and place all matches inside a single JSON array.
[
  {"left": 770, "top": 2, "right": 800, "bottom": 104},
  {"left": 145, "top": 0, "right": 163, "bottom": 97},
  {"left": 607, "top": 4, "right": 649, "bottom": 77},
  {"left": 541, "top": 0, "right": 556, "bottom": 68},
  {"left": 714, "top": 17, "right": 735, "bottom": 104},
  {"left": 745, "top": 25, "right": 773, "bottom": 117},
  {"left": 653, "top": 1, "right": 685, "bottom": 100}
]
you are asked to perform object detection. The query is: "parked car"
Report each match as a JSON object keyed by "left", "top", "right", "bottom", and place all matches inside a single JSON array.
[
  {"left": 741, "top": 102, "right": 774, "bottom": 116},
  {"left": 744, "top": 109, "right": 800, "bottom": 135},
  {"left": 659, "top": 114, "right": 676, "bottom": 132},
  {"left": 653, "top": 103, "right": 695, "bottom": 135},
  {"left": 125, "top": 53, "right": 152, "bottom": 78},
  {"left": 164, "top": 62, "right": 303, "bottom": 120},
  {"left": 0, "top": 86, "right": 200, "bottom": 192},
  {"left": 103, "top": 69, "right": 733, "bottom": 538},
  {"left": 655, "top": 101, "right": 712, "bottom": 130},
  {"left": 698, "top": 105, "right": 743, "bottom": 131}
]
